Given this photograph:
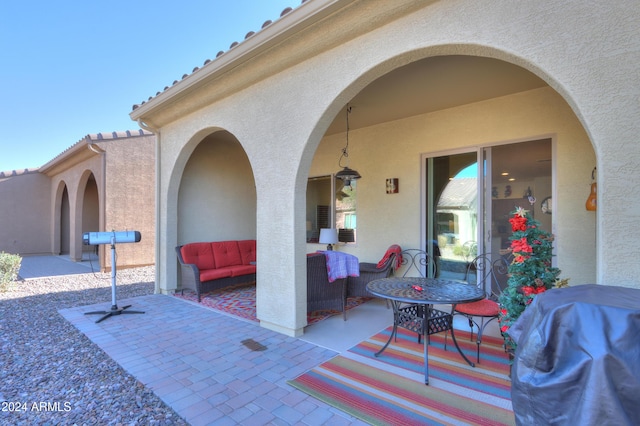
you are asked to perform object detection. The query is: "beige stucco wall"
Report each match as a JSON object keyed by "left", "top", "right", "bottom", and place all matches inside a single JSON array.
[
  {"left": 0, "top": 170, "right": 51, "bottom": 254},
  {"left": 133, "top": 0, "right": 640, "bottom": 337},
  {"left": 99, "top": 133, "right": 156, "bottom": 270}
]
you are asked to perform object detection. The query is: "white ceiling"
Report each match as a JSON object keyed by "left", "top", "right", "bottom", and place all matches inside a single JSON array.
[
  {"left": 326, "top": 55, "right": 548, "bottom": 134},
  {"left": 325, "top": 55, "right": 551, "bottom": 181}
]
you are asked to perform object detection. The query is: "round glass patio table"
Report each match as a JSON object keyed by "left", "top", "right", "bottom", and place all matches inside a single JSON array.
[{"left": 367, "top": 277, "right": 485, "bottom": 385}]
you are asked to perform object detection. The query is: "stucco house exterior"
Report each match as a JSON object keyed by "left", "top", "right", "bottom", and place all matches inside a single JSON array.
[
  {"left": 129, "top": 0, "right": 639, "bottom": 337},
  {"left": 0, "top": 130, "right": 155, "bottom": 271}
]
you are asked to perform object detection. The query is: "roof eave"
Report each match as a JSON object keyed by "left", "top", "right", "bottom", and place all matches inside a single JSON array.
[
  {"left": 39, "top": 136, "right": 97, "bottom": 176},
  {"left": 129, "top": 0, "right": 349, "bottom": 124}
]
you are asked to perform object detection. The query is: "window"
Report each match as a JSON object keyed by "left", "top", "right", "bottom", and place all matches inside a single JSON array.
[
  {"left": 306, "top": 175, "right": 357, "bottom": 243},
  {"left": 336, "top": 179, "right": 356, "bottom": 243}
]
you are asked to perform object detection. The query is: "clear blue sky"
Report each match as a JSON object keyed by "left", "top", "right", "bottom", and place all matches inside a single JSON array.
[{"left": 0, "top": 0, "right": 296, "bottom": 172}]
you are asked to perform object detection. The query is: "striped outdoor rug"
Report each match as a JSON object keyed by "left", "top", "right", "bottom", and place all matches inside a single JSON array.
[{"left": 289, "top": 326, "right": 515, "bottom": 425}]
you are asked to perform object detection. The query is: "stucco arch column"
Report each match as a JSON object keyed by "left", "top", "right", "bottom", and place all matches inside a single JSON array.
[
  {"left": 253, "top": 170, "right": 307, "bottom": 336},
  {"left": 249, "top": 122, "right": 316, "bottom": 337},
  {"left": 64, "top": 176, "right": 82, "bottom": 262},
  {"left": 155, "top": 127, "right": 182, "bottom": 298},
  {"left": 235, "top": 76, "right": 351, "bottom": 336},
  {"left": 50, "top": 179, "right": 65, "bottom": 255}
]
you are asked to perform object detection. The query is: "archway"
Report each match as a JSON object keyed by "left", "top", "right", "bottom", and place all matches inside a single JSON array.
[
  {"left": 80, "top": 172, "right": 100, "bottom": 261},
  {"left": 301, "top": 52, "right": 596, "bottom": 299},
  {"left": 177, "top": 130, "right": 256, "bottom": 242},
  {"left": 59, "top": 185, "right": 70, "bottom": 255},
  {"left": 173, "top": 129, "right": 257, "bottom": 297}
]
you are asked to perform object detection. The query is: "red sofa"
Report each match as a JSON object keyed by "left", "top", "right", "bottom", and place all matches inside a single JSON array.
[{"left": 176, "top": 240, "right": 256, "bottom": 302}]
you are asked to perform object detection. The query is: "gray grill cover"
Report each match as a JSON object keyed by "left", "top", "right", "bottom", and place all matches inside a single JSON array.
[{"left": 508, "top": 284, "right": 640, "bottom": 425}]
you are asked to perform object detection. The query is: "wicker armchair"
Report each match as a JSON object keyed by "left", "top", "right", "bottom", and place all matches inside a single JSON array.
[
  {"left": 307, "top": 253, "right": 348, "bottom": 320},
  {"left": 347, "top": 249, "right": 400, "bottom": 299}
]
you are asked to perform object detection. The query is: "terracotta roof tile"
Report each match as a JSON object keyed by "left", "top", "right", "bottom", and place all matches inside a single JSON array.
[
  {"left": 132, "top": 3, "right": 301, "bottom": 111},
  {"left": 33, "top": 129, "right": 153, "bottom": 173},
  {"left": 89, "top": 129, "right": 152, "bottom": 141},
  {"left": 0, "top": 168, "right": 40, "bottom": 178}
]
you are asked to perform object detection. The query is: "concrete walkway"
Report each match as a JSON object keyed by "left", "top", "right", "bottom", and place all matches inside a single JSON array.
[{"left": 18, "top": 254, "right": 99, "bottom": 279}]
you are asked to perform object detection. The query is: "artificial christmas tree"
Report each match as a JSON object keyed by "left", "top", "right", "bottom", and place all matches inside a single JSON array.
[{"left": 498, "top": 206, "right": 567, "bottom": 353}]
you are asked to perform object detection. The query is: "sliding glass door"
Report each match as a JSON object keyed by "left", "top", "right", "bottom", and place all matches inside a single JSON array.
[
  {"left": 487, "top": 140, "right": 553, "bottom": 254},
  {"left": 423, "top": 139, "right": 552, "bottom": 281},
  {"left": 424, "top": 151, "right": 480, "bottom": 279}
]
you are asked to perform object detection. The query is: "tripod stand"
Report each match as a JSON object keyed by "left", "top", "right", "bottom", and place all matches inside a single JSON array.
[{"left": 85, "top": 237, "right": 144, "bottom": 323}]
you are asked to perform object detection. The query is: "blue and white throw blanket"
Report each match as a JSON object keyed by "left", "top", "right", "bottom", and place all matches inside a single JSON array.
[{"left": 321, "top": 251, "right": 360, "bottom": 283}]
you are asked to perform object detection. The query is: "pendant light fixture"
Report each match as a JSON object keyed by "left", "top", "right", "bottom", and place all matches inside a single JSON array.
[{"left": 335, "top": 104, "right": 362, "bottom": 187}]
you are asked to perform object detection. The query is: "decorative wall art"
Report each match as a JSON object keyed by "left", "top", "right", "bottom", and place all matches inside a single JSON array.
[{"left": 386, "top": 178, "right": 399, "bottom": 194}]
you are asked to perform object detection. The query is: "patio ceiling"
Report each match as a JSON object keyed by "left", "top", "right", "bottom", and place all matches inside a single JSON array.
[
  {"left": 325, "top": 55, "right": 551, "bottom": 183},
  {"left": 325, "top": 55, "right": 548, "bottom": 134}
]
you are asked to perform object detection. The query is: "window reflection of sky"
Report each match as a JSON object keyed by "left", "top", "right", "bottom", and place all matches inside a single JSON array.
[{"left": 455, "top": 163, "right": 477, "bottom": 179}]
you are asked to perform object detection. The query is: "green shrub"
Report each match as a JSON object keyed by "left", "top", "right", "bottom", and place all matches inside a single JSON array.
[
  {"left": 451, "top": 242, "right": 477, "bottom": 259},
  {"left": 0, "top": 252, "right": 22, "bottom": 292}
]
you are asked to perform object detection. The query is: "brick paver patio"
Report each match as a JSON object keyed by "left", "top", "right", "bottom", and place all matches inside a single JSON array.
[{"left": 60, "top": 295, "right": 367, "bottom": 425}]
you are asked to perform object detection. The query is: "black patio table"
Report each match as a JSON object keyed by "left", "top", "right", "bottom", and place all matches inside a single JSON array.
[{"left": 367, "top": 277, "right": 485, "bottom": 384}]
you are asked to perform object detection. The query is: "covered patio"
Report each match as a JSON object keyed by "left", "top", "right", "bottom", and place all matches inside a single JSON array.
[{"left": 130, "top": 0, "right": 638, "bottom": 338}]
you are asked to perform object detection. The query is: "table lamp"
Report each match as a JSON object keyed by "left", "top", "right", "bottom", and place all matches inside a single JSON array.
[{"left": 319, "top": 228, "right": 338, "bottom": 251}]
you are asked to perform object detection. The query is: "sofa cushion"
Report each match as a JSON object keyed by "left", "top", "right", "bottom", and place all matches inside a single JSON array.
[
  {"left": 237, "top": 240, "right": 256, "bottom": 265},
  {"left": 211, "top": 241, "right": 242, "bottom": 268},
  {"left": 228, "top": 264, "right": 256, "bottom": 277},
  {"left": 181, "top": 242, "right": 216, "bottom": 270},
  {"left": 200, "top": 268, "right": 232, "bottom": 282}
]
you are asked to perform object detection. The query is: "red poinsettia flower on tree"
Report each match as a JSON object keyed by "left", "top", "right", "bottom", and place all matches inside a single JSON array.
[
  {"left": 509, "top": 214, "right": 527, "bottom": 232},
  {"left": 511, "top": 237, "right": 533, "bottom": 262}
]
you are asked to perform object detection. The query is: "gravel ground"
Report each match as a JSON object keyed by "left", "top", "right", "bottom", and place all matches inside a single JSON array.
[{"left": 0, "top": 266, "right": 189, "bottom": 426}]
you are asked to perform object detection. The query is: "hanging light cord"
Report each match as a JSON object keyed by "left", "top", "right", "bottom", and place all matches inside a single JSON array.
[{"left": 339, "top": 106, "right": 352, "bottom": 168}]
